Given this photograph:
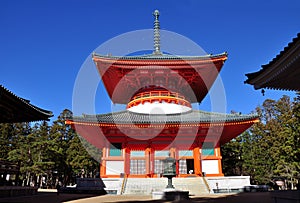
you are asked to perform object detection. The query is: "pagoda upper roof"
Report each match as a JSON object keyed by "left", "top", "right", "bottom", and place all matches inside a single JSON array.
[
  {"left": 92, "top": 52, "right": 227, "bottom": 61},
  {"left": 71, "top": 109, "right": 257, "bottom": 124},
  {"left": 93, "top": 52, "right": 227, "bottom": 104},
  {"left": 0, "top": 85, "right": 53, "bottom": 123}
]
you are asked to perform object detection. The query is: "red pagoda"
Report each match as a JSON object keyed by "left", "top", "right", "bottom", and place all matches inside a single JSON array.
[{"left": 66, "top": 10, "right": 258, "bottom": 178}]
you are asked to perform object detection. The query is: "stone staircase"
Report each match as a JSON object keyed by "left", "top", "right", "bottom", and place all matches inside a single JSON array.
[
  {"left": 173, "top": 177, "right": 209, "bottom": 195},
  {"left": 122, "top": 177, "right": 209, "bottom": 195},
  {"left": 102, "top": 178, "right": 123, "bottom": 194}
]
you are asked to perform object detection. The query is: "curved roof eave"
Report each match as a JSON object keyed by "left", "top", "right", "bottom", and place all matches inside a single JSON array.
[
  {"left": 70, "top": 109, "right": 258, "bottom": 124},
  {"left": 92, "top": 52, "right": 228, "bottom": 61},
  {"left": 245, "top": 33, "right": 300, "bottom": 90},
  {"left": 0, "top": 85, "right": 53, "bottom": 123}
]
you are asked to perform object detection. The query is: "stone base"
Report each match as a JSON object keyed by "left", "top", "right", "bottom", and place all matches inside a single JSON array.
[
  {"left": 152, "top": 191, "right": 164, "bottom": 200},
  {"left": 152, "top": 189, "right": 189, "bottom": 201},
  {"left": 59, "top": 178, "right": 106, "bottom": 194},
  {"left": 163, "top": 190, "right": 189, "bottom": 201}
]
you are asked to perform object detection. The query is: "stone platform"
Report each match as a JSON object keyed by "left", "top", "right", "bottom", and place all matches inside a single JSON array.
[{"left": 59, "top": 178, "right": 106, "bottom": 194}]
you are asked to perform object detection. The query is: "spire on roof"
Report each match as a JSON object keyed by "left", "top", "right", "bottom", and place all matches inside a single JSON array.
[{"left": 153, "top": 10, "right": 162, "bottom": 55}]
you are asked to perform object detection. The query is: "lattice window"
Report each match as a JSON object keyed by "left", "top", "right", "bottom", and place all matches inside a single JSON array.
[
  {"left": 130, "top": 159, "right": 146, "bottom": 174},
  {"left": 179, "top": 159, "right": 187, "bottom": 174},
  {"left": 154, "top": 159, "right": 163, "bottom": 174}
]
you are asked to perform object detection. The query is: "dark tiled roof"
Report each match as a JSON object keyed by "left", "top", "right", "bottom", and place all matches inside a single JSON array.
[
  {"left": 92, "top": 52, "right": 228, "bottom": 61},
  {"left": 261, "top": 33, "right": 300, "bottom": 69},
  {"left": 0, "top": 85, "right": 53, "bottom": 123},
  {"left": 245, "top": 33, "right": 300, "bottom": 91},
  {"left": 72, "top": 110, "right": 257, "bottom": 124}
]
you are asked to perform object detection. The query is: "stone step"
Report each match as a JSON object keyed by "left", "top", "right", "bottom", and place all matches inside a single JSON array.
[
  {"left": 123, "top": 177, "right": 209, "bottom": 195},
  {"left": 102, "top": 178, "right": 123, "bottom": 195}
]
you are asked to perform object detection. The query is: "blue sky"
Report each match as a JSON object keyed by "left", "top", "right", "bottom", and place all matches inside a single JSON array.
[{"left": 1, "top": 0, "right": 299, "bottom": 122}]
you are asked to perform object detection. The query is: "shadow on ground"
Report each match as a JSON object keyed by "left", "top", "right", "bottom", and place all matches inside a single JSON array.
[
  {"left": 102, "top": 192, "right": 272, "bottom": 203},
  {"left": 0, "top": 192, "right": 272, "bottom": 203},
  {"left": 0, "top": 192, "right": 100, "bottom": 203}
]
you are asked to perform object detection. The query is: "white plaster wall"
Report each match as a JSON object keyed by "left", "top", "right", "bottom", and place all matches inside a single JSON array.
[
  {"left": 106, "top": 161, "right": 124, "bottom": 175},
  {"left": 127, "top": 102, "right": 191, "bottom": 114},
  {"left": 206, "top": 176, "right": 251, "bottom": 192},
  {"left": 201, "top": 160, "right": 219, "bottom": 174}
]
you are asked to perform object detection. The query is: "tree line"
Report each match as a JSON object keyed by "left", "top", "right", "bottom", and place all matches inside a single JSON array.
[
  {"left": 0, "top": 109, "right": 100, "bottom": 188},
  {"left": 222, "top": 94, "right": 300, "bottom": 189}
]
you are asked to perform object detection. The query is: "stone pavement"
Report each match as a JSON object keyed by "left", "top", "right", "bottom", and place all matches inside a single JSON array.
[{"left": 0, "top": 190, "right": 272, "bottom": 203}]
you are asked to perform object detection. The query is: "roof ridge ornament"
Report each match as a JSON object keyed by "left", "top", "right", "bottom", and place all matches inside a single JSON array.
[{"left": 153, "top": 10, "right": 162, "bottom": 55}]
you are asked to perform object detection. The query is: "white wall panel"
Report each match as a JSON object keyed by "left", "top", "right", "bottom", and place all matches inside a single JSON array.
[
  {"left": 106, "top": 161, "right": 124, "bottom": 175},
  {"left": 201, "top": 160, "right": 219, "bottom": 174}
]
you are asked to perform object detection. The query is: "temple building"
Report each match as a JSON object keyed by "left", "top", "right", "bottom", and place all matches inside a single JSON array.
[
  {"left": 0, "top": 85, "right": 53, "bottom": 123},
  {"left": 67, "top": 10, "right": 258, "bottom": 178},
  {"left": 245, "top": 33, "right": 300, "bottom": 91}
]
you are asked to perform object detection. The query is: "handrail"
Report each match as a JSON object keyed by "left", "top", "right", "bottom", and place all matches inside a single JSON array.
[
  {"left": 120, "top": 174, "right": 128, "bottom": 195},
  {"left": 202, "top": 176, "right": 211, "bottom": 193},
  {"left": 132, "top": 90, "right": 186, "bottom": 100},
  {"left": 127, "top": 95, "right": 191, "bottom": 109}
]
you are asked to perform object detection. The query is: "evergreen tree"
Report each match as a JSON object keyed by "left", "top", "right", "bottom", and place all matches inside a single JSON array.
[
  {"left": 2, "top": 109, "right": 100, "bottom": 187},
  {"left": 0, "top": 123, "right": 14, "bottom": 161},
  {"left": 49, "top": 109, "right": 99, "bottom": 186},
  {"left": 49, "top": 109, "right": 75, "bottom": 186},
  {"left": 221, "top": 136, "right": 243, "bottom": 176},
  {"left": 222, "top": 95, "right": 299, "bottom": 188}
]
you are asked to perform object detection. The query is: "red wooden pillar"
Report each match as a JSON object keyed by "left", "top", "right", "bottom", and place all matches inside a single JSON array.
[
  {"left": 145, "top": 147, "right": 152, "bottom": 177},
  {"left": 100, "top": 147, "right": 107, "bottom": 177},
  {"left": 215, "top": 142, "right": 223, "bottom": 176},
  {"left": 170, "top": 148, "right": 176, "bottom": 158},
  {"left": 199, "top": 148, "right": 202, "bottom": 175},
  {"left": 150, "top": 148, "right": 154, "bottom": 176},
  {"left": 193, "top": 147, "right": 201, "bottom": 176},
  {"left": 124, "top": 146, "right": 130, "bottom": 176}
]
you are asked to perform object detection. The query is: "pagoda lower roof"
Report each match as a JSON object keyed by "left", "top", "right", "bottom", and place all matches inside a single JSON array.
[
  {"left": 70, "top": 110, "right": 258, "bottom": 124},
  {"left": 0, "top": 85, "right": 53, "bottom": 123},
  {"left": 67, "top": 110, "right": 258, "bottom": 146}
]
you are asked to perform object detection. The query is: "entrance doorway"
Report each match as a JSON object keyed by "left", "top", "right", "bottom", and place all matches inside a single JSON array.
[{"left": 186, "top": 159, "right": 194, "bottom": 174}]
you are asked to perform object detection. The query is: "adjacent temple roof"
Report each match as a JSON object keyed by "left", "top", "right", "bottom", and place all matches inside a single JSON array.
[
  {"left": 70, "top": 109, "right": 258, "bottom": 125},
  {"left": 245, "top": 33, "right": 300, "bottom": 91},
  {"left": 0, "top": 85, "right": 53, "bottom": 123}
]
